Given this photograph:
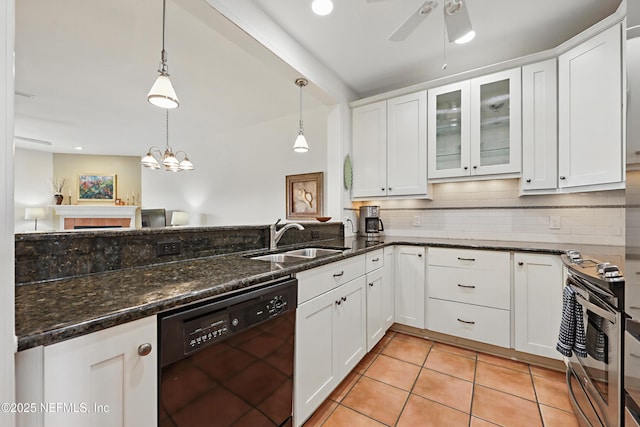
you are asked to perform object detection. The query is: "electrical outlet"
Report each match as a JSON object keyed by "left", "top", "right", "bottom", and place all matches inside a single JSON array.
[
  {"left": 413, "top": 216, "right": 421, "bottom": 227},
  {"left": 549, "top": 216, "right": 561, "bottom": 230},
  {"left": 157, "top": 240, "right": 182, "bottom": 256}
]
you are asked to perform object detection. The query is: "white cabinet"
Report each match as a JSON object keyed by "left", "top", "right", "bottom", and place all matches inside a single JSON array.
[
  {"left": 295, "top": 260, "right": 367, "bottom": 425},
  {"left": 514, "top": 253, "right": 564, "bottom": 360},
  {"left": 558, "top": 23, "right": 624, "bottom": 189},
  {"left": 626, "top": 36, "right": 640, "bottom": 166},
  {"left": 36, "top": 316, "right": 157, "bottom": 427},
  {"left": 352, "top": 91, "right": 427, "bottom": 198},
  {"left": 427, "top": 248, "right": 510, "bottom": 348},
  {"left": 382, "top": 247, "right": 395, "bottom": 331},
  {"left": 365, "top": 249, "right": 387, "bottom": 351},
  {"left": 394, "top": 246, "right": 426, "bottom": 329},
  {"left": 521, "top": 59, "right": 558, "bottom": 193},
  {"left": 428, "top": 68, "right": 521, "bottom": 180}
]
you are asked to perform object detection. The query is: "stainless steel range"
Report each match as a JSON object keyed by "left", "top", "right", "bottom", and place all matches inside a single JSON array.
[{"left": 560, "top": 250, "right": 625, "bottom": 427}]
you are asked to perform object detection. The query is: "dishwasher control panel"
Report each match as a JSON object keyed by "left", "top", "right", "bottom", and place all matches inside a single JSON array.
[{"left": 183, "top": 311, "right": 231, "bottom": 353}]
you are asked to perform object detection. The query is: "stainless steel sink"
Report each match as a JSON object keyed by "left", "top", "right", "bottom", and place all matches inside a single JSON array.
[
  {"left": 249, "top": 247, "right": 345, "bottom": 262},
  {"left": 250, "top": 253, "right": 307, "bottom": 263},
  {"left": 284, "top": 248, "right": 344, "bottom": 258}
]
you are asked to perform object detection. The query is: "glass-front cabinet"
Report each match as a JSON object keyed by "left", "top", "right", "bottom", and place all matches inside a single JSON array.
[{"left": 428, "top": 68, "right": 521, "bottom": 179}]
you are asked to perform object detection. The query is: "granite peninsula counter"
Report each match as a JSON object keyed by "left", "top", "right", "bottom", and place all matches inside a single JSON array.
[{"left": 15, "top": 230, "right": 623, "bottom": 352}]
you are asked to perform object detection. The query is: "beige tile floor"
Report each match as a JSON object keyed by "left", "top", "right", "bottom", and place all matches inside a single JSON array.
[{"left": 304, "top": 331, "right": 580, "bottom": 427}]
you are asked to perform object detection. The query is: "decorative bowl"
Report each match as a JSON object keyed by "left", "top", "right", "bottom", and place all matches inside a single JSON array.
[{"left": 316, "top": 216, "right": 331, "bottom": 222}]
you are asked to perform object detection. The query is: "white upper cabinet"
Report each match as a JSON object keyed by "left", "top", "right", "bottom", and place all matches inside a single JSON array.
[
  {"left": 428, "top": 68, "right": 521, "bottom": 180},
  {"left": 352, "top": 101, "right": 387, "bottom": 198},
  {"left": 352, "top": 91, "right": 427, "bottom": 198},
  {"left": 558, "top": 23, "right": 624, "bottom": 189},
  {"left": 521, "top": 59, "right": 558, "bottom": 193},
  {"left": 626, "top": 36, "right": 640, "bottom": 167}
]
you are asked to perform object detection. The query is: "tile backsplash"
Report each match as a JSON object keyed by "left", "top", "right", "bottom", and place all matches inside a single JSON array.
[{"left": 350, "top": 179, "right": 625, "bottom": 246}]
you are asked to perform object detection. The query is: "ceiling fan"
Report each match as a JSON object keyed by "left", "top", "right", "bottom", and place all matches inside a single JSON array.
[{"left": 367, "top": 0, "right": 475, "bottom": 44}]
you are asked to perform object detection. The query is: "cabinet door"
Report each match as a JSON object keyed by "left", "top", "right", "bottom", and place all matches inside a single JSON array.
[
  {"left": 295, "top": 288, "right": 338, "bottom": 425},
  {"left": 514, "top": 253, "right": 563, "bottom": 360},
  {"left": 382, "top": 247, "right": 395, "bottom": 330},
  {"left": 43, "top": 316, "right": 157, "bottom": 427},
  {"left": 470, "top": 68, "right": 522, "bottom": 176},
  {"left": 627, "top": 36, "right": 640, "bottom": 166},
  {"left": 366, "top": 267, "right": 385, "bottom": 352},
  {"left": 428, "top": 81, "right": 471, "bottom": 178},
  {"left": 521, "top": 59, "right": 558, "bottom": 192},
  {"left": 558, "top": 23, "right": 623, "bottom": 188},
  {"left": 352, "top": 101, "right": 387, "bottom": 197},
  {"left": 394, "top": 246, "right": 426, "bottom": 328},
  {"left": 334, "top": 276, "right": 367, "bottom": 377},
  {"left": 387, "top": 91, "right": 427, "bottom": 196}
]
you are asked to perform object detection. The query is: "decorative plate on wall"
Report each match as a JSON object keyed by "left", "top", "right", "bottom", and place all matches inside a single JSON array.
[{"left": 344, "top": 154, "right": 353, "bottom": 190}]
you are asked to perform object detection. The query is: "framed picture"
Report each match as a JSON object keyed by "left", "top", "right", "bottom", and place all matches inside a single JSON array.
[
  {"left": 286, "top": 172, "right": 323, "bottom": 220},
  {"left": 78, "top": 174, "right": 117, "bottom": 201}
]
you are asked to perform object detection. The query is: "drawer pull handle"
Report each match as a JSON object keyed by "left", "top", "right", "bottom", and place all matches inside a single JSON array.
[
  {"left": 457, "top": 257, "right": 476, "bottom": 262},
  {"left": 137, "top": 343, "right": 153, "bottom": 357},
  {"left": 457, "top": 318, "right": 475, "bottom": 325},
  {"left": 341, "top": 296, "right": 347, "bottom": 302},
  {"left": 372, "top": 258, "right": 380, "bottom": 262},
  {"left": 335, "top": 300, "right": 341, "bottom": 306},
  {"left": 631, "top": 306, "right": 640, "bottom": 310},
  {"left": 518, "top": 262, "right": 524, "bottom": 266},
  {"left": 631, "top": 353, "right": 640, "bottom": 359},
  {"left": 457, "top": 284, "right": 476, "bottom": 289},
  {"left": 333, "top": 271, "right": 344, "bottom": 278},
  {"left": 369, "top": 282, "right": 374, "bottom": 287}
]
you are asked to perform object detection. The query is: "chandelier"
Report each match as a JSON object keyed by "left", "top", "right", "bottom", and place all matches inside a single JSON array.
[{"left": 141, "top": 110, "right": 194, "bottom": 172}]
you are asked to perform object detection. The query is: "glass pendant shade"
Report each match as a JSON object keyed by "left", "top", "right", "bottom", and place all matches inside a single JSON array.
[
  {"left": 179, "top": 156, "right": 195, "bottom": 170},
  {"left": 148, "top": 74, "right": 179, "bottom": 109},
  {"left": 293, "top": 133, "right": 309, "bottom": 152},
  {"left": 142, "top": 152, "right": 160, "bottom": 168}
]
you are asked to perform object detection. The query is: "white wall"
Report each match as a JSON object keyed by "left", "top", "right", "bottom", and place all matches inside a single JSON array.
[
  {"left": 14, "top": 148, "right": 54, "bottom": 232},
  {"left": 1, "top": 0, "right": 15, "bottom": 424},
  {"left": 142, "top": 106, "right": 329, "bottom": 225}
]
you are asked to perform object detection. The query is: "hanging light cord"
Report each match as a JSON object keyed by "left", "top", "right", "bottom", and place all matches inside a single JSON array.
[
  {"left": 165, "top": 109, "right": 170, "bottom": 149},
  {"left": 298, "top": 82, "right": 304, "bottom": 134}
]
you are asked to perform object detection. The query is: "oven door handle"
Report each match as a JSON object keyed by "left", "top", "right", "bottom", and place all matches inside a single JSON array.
[{"left": 572, "top": 289, "right": 617, "bottom": 324}]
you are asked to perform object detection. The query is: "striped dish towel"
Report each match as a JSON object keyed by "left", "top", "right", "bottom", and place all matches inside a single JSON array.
[{"left": 556, "top": 285, "right": 587, "bottom": 358}]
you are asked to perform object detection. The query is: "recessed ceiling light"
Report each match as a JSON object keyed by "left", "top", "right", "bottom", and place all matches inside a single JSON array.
[
  {"left": 312, "top": 0, "right": 333, "bottom": 16},
  {"left": 74, "top": 146, "right": 84, "bottom": 150}
]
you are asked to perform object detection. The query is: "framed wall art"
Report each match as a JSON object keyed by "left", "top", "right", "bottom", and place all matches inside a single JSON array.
[
  {"left": 285, "top": 172, "right": 323, "bottom": 220},
  {"left": 78, "top": 174, "right": 117, "bottom": 202}
]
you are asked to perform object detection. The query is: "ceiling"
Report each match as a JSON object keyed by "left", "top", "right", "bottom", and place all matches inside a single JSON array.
[{"left": 14, "top": 0, "right": 623, "bottom": 156}]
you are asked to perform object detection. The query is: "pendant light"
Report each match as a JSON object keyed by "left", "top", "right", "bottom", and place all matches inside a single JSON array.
[
  {"left": 147, "top": 0, "right": 180, "bottom": 109},
  {"left": 293, "top": 78, "right": 310, "bottom": 153},
  {"left": 141, "top": 110, "right": 194, "bottom": 171}
]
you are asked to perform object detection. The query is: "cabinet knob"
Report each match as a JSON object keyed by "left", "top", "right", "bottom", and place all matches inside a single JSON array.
[
  {"left": 388, "top": 187, "right": 392, "bottom": 191},
  {"left": 526, "top": 179, "right": 531, "bottom": 183},
  {"left": 464, "top": 166, "right": 468, "bottom": 170},
  {"left": 381, "top": 188, "right": 385, "bottom": 191},
  {"left": 418, "top": 253, "right": 422, "bottom": 257},
  {"left": 518, "top": 262, "right": 524, "bottom": 266},
  {"left": 473, "top": 166, "right": 477, "bottom": 169},
  {"left": 137, "top": 343, "right": 153, "bottom": 357},
  {"left": 560, "top": 176, "right": 566, "bottom": 180},
  {"left": 369, "top": 282, "right": 374, "bottom": 287}
]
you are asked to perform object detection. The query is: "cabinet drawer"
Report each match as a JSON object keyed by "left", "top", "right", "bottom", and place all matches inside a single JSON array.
[
  {"left": 428, "top": 247, "right": 510, "bottom": 270},
  {"left": 427, "top": 299, "right": 510, "bottom": 348},
  {"left": 297, "top": 256, "right": 365, "bottom": 304},
  {"left": 365, "top": 249, "right": 384, "bottom": 273},
  {"left": 428, "top": 265, "right": 510, "bottom": 309}
]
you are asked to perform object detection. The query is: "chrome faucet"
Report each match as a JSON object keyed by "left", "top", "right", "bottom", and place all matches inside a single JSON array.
[{"left": 270, "top": 219, "right": 305, "bottom": 250}]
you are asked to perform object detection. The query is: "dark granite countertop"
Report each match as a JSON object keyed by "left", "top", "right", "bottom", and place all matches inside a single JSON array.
[{"left": 16, "top": 236, "right": 623, "bottom": 351}]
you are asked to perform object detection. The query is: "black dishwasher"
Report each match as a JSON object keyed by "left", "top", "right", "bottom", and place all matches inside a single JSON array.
[{"left": 158, "top": 277, "right": 297, "bottom": 427}]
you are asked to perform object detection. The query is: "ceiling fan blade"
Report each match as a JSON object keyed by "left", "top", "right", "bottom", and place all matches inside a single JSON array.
[{"left": 388, "top": 1, "right": 437, "bottom": 42}]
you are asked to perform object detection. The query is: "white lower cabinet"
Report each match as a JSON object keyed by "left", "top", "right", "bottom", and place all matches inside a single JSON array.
[
  {"left": 394, "top": 246, "right": 426, "bottom": 329},
  {"left": 17, "top": 316, "right": 157, "bottom": 427},
  {"left": 366, "top": 260, "right": 385, "bottom": 352},
  {"left": 427, "top": 248, "right": 510, "bottom": 348},
  {"left": 295, "top": 272, "right": 366, "bottom": 426},
  {"left": 514, "top": 253, "right": 563, "bottom": 360}
]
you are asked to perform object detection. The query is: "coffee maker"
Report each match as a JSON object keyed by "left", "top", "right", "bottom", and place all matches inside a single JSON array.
[{"left": 359, "top": 206, "right": 384, "bottom": 240}]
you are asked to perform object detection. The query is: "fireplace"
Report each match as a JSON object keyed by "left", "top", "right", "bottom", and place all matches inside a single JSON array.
[{"left": 53, "top": 205, "right": 138, "bottom": 230}]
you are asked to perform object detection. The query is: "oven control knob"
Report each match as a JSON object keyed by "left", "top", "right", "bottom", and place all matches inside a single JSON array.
[{"left": 273, "top": 297, "right": 285, "bottom": 312}]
